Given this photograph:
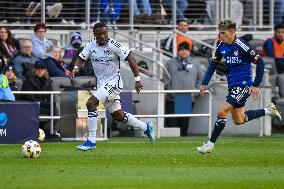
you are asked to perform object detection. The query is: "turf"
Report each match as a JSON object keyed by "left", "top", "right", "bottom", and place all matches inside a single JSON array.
[{"left": 1, "top": 136, "right": 284, "bottom": 189}]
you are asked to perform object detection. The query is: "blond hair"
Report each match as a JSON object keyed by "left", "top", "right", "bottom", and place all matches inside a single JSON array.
[{"left": 218, "top": 18, "right": 236, "bottom": 30}]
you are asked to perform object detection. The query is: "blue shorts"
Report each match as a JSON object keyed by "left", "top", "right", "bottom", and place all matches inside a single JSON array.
[{"left": 226, "top": 86, "right": 251, "bottom": 108}]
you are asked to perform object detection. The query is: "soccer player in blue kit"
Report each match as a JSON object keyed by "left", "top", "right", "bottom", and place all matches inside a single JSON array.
[{"left": 197, "top": 18, "right": 282, "bottom": 154}]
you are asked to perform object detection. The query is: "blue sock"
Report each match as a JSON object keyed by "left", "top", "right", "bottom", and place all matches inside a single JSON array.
[
  {"left": 210, "top": 117, "right": 226, "bottom": 143},
  {"left": 244, "top": 109, "right": 265, "bottom": 122}
]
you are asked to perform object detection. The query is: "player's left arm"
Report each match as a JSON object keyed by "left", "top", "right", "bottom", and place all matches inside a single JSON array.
[
  {"left": 247, "top": 48, "right": 265, "bottom": 99},
  {"left": 126, "top": 52, "right": 143, "bottom": 94},
  {"left": 111, "top": 39, "right": 143, "bottom": 94}
]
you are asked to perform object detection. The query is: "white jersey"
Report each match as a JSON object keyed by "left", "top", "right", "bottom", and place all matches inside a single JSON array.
[{"left": 79, "top": 38, "right": 131, "bottom": 87}]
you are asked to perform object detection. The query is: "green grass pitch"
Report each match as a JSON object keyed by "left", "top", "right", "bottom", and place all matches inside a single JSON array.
[{"left": 1, "top": 136, "right": 284, "bottom": 189}]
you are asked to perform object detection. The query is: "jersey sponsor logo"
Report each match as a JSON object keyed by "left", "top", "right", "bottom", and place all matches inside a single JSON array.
[
  {"left": 93, "top": 57, "right": 114, "bottom": 64},
  {"left": 227, "top": 56, "right": 241, "bottom": 64},
  {"left": 221, "top": 50, "right": 226, "bottom": 54},
  {"left": 110, "top": 39, "right": 122, "bottom": 48}
]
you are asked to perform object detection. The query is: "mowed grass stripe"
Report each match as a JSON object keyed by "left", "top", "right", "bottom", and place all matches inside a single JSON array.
[{"left": 0, "top": 136, "right": 283, "bottom": 189}]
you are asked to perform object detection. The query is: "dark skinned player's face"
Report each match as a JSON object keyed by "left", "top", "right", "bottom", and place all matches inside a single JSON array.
[{"left": 93, "top": 27, "right": 109, "bottom": 46}]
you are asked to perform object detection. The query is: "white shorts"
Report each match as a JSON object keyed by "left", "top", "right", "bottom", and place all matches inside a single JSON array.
[{"left": 93, "top": 76, "right": 123, "bottom": 113}]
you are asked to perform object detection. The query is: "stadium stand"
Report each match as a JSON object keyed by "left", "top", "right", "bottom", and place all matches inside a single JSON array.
[{"left": 1, "top": 0, "right": 282, "bottom": 138}]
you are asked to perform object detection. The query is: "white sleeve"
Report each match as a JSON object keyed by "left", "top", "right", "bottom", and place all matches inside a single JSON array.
[
  {"left": 79, "top": 41, "right": 92, "bottom": 61},
  {"left": 109, "top": 39, "right": 131, "bottom": 61}
]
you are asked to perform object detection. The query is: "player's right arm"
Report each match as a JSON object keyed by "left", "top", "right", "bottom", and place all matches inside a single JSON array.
[
  {"left": 200, "top": 44, "right": 223, "bottom": 96},
  {"left": 74, "top": 40, "right": 93, "bottom": 69}
]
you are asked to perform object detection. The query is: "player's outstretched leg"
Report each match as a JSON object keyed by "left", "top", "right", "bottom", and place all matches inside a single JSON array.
[
  {"left": 197, "top": 117, "right": 226, "bottom": 154},
  {"left": 144, "top": 121, "right": 155, "bottom": 145},
  {"left": 77, "top": 111, "right": 97, "bottom": 151},
  {"left": 265, "top": 103, "right": 282, "bottom": 121},
  {"left": 122, "top": 112, "right": 155, "bottom": 145},
  {"left": 244, "top": 103, "right": 282, "bottom": 123}
]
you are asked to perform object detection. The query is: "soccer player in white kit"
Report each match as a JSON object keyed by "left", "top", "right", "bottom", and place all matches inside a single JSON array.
[{"left": 74, "top": 22, "right": 155, "bottom": 151}]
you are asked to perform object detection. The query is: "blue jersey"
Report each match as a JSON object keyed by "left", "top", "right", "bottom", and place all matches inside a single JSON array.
[{"left": 202, "top": 37, "right": 264, "bottom": 89}]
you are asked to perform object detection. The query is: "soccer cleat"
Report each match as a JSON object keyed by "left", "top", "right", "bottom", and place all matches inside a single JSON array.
[
  {"left": 144, "top": 122, "right": 155, "bottom": 145},
  {"left": 197, "top": 143, "right": 214, "bottom": 154},
  {"left": 77, "top": 139, "right": 96, "bottom": 151},
  {"left": 266, "top": 103, "right": 282, "bottom": 121}
]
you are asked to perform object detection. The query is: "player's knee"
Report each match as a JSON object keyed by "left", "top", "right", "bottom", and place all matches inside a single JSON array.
[
  {"left": 86, "top": 96, "right": 98, "bottom": 111},
  {"left": 233, "top": 119, "right": 244, "bottom": 125},
  {"left": 112, "top": 110, "right": 125, "bottom": 122},
  {"left": 217, "top": 110, "right": 227, "bottom": 118}
]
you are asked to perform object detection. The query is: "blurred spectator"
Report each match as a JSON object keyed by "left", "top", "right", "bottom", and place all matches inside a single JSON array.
[
  {"left": 10, "top": 40, "right": 38, "bottom": 80},
  {"left": 130, "top": 0, "right": 163, "bottom": 24},
  {"left": 101, "top": 0, "right": 121, "bottom": 29},
  {"left": 134, "top": 0, "right": 152, "bottom": 16},
  {"left": 4, "top": 65, "right": 18, "bottom": 91},
  {"left": 162, "top": 19, "right": 193, "bottom": 55},
  {"left": 162, "top": 0, "right": 188, "bottom": 20},
  {"left": 26, "top": 1, "right": 63, "bottom": 18},
  {"left": 0, "top": 56, "right": 15, "bottom": 101},
  {"left": 164, "top": 41, "right": 204, "bottom": 136},
  {"left": 45, "top": 46, "right": 71, "bottom": 77},
  {"left": 206, "top": 0, "right": 243, "bottom": 26},
  {"left": 274, "top": 0, "right": 284, "bottom": 25},
  {"left": 186, "top": 0, "right": 208, "bottom": 24},
  {"left": 21, "top": 60, "right": 59, "bottom": 138},
  {"left": 63, "top": 32, "right": 83, "bottom": 64},
  {"left": 0, "top": 26, "right": 20, "bottom": 62},
  {"left": 26, "top": 1, "right": 41, "bottom": 17},
  {"left": 31, "top": 23, "right": 54, "bottom": 58},
  {"left": 261, "top": 24, "right": 284, "bottom": 74}
]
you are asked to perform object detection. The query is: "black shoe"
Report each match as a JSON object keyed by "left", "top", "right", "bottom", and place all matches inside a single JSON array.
[{"left": 45, "top": 133, "right": 60, "bottom": 142}]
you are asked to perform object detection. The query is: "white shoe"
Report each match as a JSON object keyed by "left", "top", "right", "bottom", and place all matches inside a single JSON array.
[
  {"left": 68, "top": 20, "right": 76, "bottom": 25},
  {"left": 266, "top": 103, "right": 282, "bottom": 121},
  {"left": 53, "top": 3, "right": 63, "bottom": 18},
  {"left": 47, "top": 5, "right": 56, "bottom": 18},
  {"left": 197, "top": 143, "right": 214, "bottom": 154},
  {"left": 79, "top": 22, "right": 86, "bottom": 29},
  {"left": 61, "top": 19, "right": 68, "bottom": 24}
]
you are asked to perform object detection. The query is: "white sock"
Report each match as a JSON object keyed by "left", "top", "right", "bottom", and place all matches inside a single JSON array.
[
  {"left": 87, "top": 111, "right": 98, "bottom": 143},
  {"left": 264, "top": 108, "right": 270, "bottom": 115},
  {"left": 207, "top": 141, "right": 214, "bottom": 147},
  {"left": 124, "top": 112, "right": 147, "bottom": 131}
]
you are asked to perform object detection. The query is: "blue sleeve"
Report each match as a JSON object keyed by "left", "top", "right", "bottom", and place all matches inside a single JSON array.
[
  {"left": 202, "top": 61, "right": 217, "bottom": 85},
  {"left": 201, "top": 45, "right": 222, "bottom": 85},
  {"left": 252, "top": 58, "right": 264, "bottom": 87},
  {"left": 239, "top": 40, "right": 265, "bottom": 87},
  {"left": 263, "top": 39, "right": 274, "bottom": 57}
]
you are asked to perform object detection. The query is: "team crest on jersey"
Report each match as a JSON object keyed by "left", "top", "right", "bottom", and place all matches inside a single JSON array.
[{"left": 234, "top": 50, "right": 239, "bottom": 56}]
